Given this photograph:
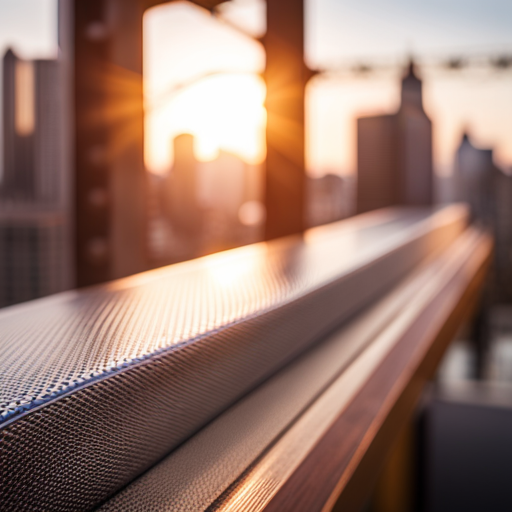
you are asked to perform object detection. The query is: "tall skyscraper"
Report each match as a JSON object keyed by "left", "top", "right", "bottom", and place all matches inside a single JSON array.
[
  {"left": 2, "top": 49, "right": 63, "bottom": 205},
  {"left": 2, "top": 49, "right": 35, "bottom": 200},
  {"left": 455, "top": 133, "right": 498, "bottom": 224},
  {"left": 163, "top": 134, "right": 202, "bottom": 237},
  {"left": 0, "top": 48, "right": 70, "bottom": 307},
  {"left": 357, "top": 61, "right": 433, "bottom": 213},
  {"left": 494, "top": 170, "right": 512, "bottom": 302},
  {"left": 455, "top": 133, "right": 512, "bottom": 302}
]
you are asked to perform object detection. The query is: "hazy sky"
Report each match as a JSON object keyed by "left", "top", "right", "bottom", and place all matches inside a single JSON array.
[
  {"left": 3, "top": 0, "right": 511, "bottom": 61},
  {"left": 308, "top": 0, "right": 512, "bottom": 65},
  {"left": 1, "top": 0, "right": 511, "bottom": 175},
  {"left": 0, "top": 0, "right": 57, "bottom": 59}
]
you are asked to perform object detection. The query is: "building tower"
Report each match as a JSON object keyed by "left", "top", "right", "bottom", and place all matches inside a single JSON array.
[
  {"left": 0, "top": 50, "right": 70, "bottom": 307},
  {"left": 164, "top": 134, "right": 202, "bottom": 239},
  {"left": 455, "top": 133, "right": 512, "bottom": 302},
  {"left": 357, "top": 61, "right": 433, "bottom": 213},
  {"left": 2, "top": 49, "right": 63, "bottom": 205},
  {"left": 455, "top": 133, "right": 498, "bottom": 224},
  {"left": 2, "top": 48, "right": 35, "bottom": 200},
  {"left": 33, "top": 58, "right": 63, "bottom": 205}
]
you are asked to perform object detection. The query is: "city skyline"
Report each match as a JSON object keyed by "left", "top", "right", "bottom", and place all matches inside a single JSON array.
[
  {"left": 1, "top": 0, "right": 512, "bottom": 178},
  {"left": 0, "top": 6, "right": 509, "bottom": 510},
  {"left": 0, "top": 46, "right": 71, "bottom": 307}
]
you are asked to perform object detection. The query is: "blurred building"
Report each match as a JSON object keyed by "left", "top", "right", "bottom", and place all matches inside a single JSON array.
[
  {"left": 163, "top": 134, "right": 203, "bottom": 237},
  {"left": 200, "top": 150, "right": 247, "bottom": 220},
  {"left": 307, "top": 174, "right": 354, "bottom": 228},
  {"left": 494, "top": 171, "right": 512, "bottom": 302},
  {"left": 199, "top": 149, "right": 258, "bottom": 252},
  {"left": 150, "top": 137, "right": 264, "bottom": 265},
  {"left": 2, "top": 49, "right": 34, "bottom": 200},
  {"left": 0, "top": 208, "right": 69, "bottom": 308},
  {"left": 147, "top": 172, "right": 173, "bottom": 263},
  {"left": 455, "top": 133, "right": 512, "bottom": 302},
  {"left": 0, "top": 48, "right": 70, "bottom": 307},
  {"left": 2, "top": 49, "right": 63, "bottom": 204},
  {"left": 435, "top": 173, "right": 457, "bottom": 205},
  {"left": 357, "top": 61, "right": 433, "bottom": 213},
  {"left": 455, "top": 133, "right": 499, "bottom": 224}
]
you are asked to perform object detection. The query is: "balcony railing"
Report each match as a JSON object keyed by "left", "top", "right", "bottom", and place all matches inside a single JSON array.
[{"left": 0, "top": 205, "right": 491, "bottom": 512}]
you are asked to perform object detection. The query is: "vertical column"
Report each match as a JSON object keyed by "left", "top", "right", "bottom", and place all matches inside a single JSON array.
[
  {"left": 263, "top": 0, "right": 307, "bottom": 240},
  {"left": 73, "top": 0, "right": 147, "bottom": 287},
  {"left": 105, "top": 0, "right": 147, "bottom": 281},
  {"left": 57, "top": 0, "right": 75, "bottom": 291},
  {"left": 74, "top": 0, "right": 112, "bottom": 286}
]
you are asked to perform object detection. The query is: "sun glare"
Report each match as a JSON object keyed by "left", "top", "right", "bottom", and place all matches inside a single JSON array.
[
  {"left": 145, "top": 73, "right": 266, "bottom": 173},
  {"left": 143, "top": 2, "right": 266, "bottom": 175}
]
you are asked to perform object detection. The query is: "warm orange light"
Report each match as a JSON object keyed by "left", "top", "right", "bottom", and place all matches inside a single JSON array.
[
  {"left": 207, "top": 245, "right": 264, "bottom": 290},
  {"left": 143, "top": 1, "right": 266, "bottom": 175},
  {"left": 145, "top": 73, "right": 266, "bottom": 173}
]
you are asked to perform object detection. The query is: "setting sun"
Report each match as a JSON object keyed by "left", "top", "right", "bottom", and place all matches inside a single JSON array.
[
  {"left": 145, "top": 72, "right": 266, "bottom": 173},
  {"left": 143, "top": 2, "right": 266, "bottom": 174}
]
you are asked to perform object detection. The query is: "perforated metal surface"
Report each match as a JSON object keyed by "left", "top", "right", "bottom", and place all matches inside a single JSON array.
[
  {"left": 0, "top": 208, "right": 437, "bottom": 421},
  {"left": 97, "top": 253, "right": 442, "bottom": 512},
  {"left": 0, "top": 206, "right": 467, "bottom": 512}
]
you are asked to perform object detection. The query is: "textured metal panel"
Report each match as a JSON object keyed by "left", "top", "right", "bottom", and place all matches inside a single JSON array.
[
  {"left": 97, "top": 247, "right": 448, "bottom": 512},
  {"left": 0, "top": 207, "right": 466, "bottom": 512}
]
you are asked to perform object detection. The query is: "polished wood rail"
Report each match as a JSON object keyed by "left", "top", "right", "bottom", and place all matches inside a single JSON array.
[{"left": 202, "top": 229, "right": 492, "bottom": 512}]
